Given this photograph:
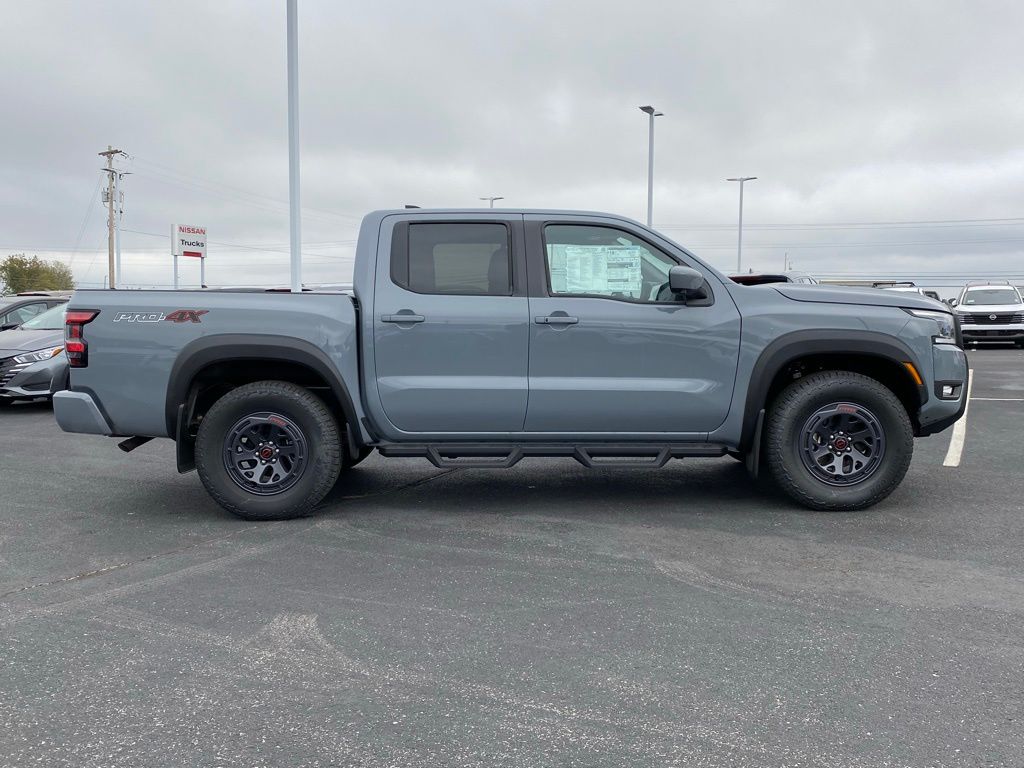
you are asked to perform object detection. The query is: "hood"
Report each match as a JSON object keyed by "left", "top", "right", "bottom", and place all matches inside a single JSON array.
[
  {"left": 954, "top": 302, "right": 1024, "bottom": 313},
  {"left": 770, "top": 284, "right": 948, "bottom": 312},
  {"left": 0, "top": 328, "right": 64, "bottom": 358}
]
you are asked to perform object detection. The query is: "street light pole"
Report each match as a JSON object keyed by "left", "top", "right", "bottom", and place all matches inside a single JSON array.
[
  {"left": 479, "top": 196, "right": 504, "bottom": 208},
  {"left": 639, "top": 106, "right": 663, "bottom": 227},
  {"left": 286, "top": 0, "right": 302, "bottom": 293},
  {"left": 726, "top": 176, "right": 757, "bottom": 272}
]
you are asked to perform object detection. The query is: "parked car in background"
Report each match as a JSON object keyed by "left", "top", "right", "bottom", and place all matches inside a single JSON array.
[
  {"left": 873, "top": 282, "right": 941, "bottom": 302},
  {"left": 729, "top": 271, "right": 817, "bottom": 285},
  {"left": 951, "top": 282, "right": 1024, "bottom": 347},
  {"left": 0, "top": 291, "right": 70, "bottom": 330},
  {"left": 0, "top": 303, "right": 68, "bottom": 403}
]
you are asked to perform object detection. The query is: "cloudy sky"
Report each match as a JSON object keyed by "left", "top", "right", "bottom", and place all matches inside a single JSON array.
[{"left": 2, "top": 0, "right": 1023, "bottom": 291}]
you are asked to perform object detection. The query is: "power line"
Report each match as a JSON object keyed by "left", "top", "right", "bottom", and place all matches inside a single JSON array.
[
  {"left": 68, "top": 176, "right": 103, "bottom": 268},
  {"left": 130, "top": 155, "right": 363, "bottom": 222},
  {"left": 119, "top": 228, "right": 355, "bottom": 258},
  {"left": 689, "top": 237, "right": 1024, "bottom": 250},
  {"left": 658, "top": 216, "right": 1024, "bottom": 231}
]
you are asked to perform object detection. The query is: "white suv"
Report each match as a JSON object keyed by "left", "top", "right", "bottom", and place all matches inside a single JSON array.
[{"left": 953, "top": 282, "right": 1024, "bottom": 347}]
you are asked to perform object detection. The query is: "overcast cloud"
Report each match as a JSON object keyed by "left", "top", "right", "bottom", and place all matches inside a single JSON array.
[{"left": 2, "top": 0, "right": 1023, "bottom": 291}]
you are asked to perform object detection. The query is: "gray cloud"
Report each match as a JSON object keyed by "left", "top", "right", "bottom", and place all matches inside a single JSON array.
[{"left": 2, "top": 0, "right": 1023, "bottom": 291}]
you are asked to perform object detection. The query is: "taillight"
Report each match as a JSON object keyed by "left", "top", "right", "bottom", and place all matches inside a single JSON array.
[{"left": 65, "top": 310, "right": 99, "bottom": 368}]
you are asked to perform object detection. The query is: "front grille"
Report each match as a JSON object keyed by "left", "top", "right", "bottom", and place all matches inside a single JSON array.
[
  {"left": 960, "top": 312, "right": 1024, "bottom": 324},
  {"left": 0, "top": 358, "right": 30, "bottom": 387},
  {"left": 962, "top": 329, "right": 1021, "bottom": 337}
]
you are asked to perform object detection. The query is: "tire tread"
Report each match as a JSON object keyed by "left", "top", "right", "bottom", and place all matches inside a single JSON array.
[
  {"left": 765, "top": 370, "right": 913, "bottom": 511},
  {"left": 195, "top": 380, "right": 342, "bottom": 520}
]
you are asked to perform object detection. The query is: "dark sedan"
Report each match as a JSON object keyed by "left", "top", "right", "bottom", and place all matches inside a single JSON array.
[{"left": 0, "top": 304, "right": 68, "bottom": 403}]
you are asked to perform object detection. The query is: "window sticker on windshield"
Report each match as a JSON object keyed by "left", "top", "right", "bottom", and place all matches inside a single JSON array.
[{"left": 548, "top": 245, "right": 644, "bottom": 296}]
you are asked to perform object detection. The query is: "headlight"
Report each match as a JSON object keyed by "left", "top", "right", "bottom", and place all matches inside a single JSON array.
[
  {"left": 904, "top": 309, "right": 956, "bottom": 342},
  {"left": 12, "top": 347, "right": 64, "bottom": 365}
]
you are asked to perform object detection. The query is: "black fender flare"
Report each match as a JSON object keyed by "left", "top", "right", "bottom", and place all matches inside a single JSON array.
[
  {"left": 165, "top": 333, "right": 360, "bottom": 441},
  {"left": 740, "top": 329, "right": 927, "bottom": 450}
]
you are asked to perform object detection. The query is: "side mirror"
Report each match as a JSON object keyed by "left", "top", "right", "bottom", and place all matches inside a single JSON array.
[
  {"left": 669, "top": 266, "right": 705, "bottom": 294},
  {"left": 949, "top": 298, "right": 958, "bottom": 307}
]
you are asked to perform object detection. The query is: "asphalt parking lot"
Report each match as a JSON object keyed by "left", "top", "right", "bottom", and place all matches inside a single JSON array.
[{"left": 1, "top": 348, "right": 1022, "bottom": 768}]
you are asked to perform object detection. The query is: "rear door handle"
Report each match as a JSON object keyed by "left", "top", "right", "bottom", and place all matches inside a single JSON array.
[
  {"left": 535, "top": 315, "right": 578, "bottom": 325},
  {"left": 381, "top": 313, "right": 425, "bottom": 324}
]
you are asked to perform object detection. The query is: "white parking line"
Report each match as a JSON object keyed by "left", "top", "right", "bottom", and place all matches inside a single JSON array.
[
  {"left": 942, "top": 368, "right": 974, "bottom": 468},
  {"left": 970, "top": 397, "right": 1024, "bottom": 401}
]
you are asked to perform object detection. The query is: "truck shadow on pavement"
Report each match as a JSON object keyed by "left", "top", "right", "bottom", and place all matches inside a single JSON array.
[{"left": 319, "top": 457, "right": 793, "bottom": 519}]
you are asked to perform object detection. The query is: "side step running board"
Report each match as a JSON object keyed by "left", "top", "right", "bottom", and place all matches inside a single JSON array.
[{"left": 378, "top": 442, "right": 728, "bottom": 469}]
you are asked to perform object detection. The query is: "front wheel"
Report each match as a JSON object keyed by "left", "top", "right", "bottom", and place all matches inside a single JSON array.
[
  {"left": 195, "top": 381, "right": 343, "bottom": 520},
  {"left": 765, "top": 371, "right": 913, "bottom": 511}
]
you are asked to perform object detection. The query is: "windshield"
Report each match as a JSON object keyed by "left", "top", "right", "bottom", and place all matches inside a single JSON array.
[
  {"left": 19, "top": 303, "right": 66, "bottom": 330},
  {"left": 962, "top": 288, "right": 1021, "bottom": 306}
]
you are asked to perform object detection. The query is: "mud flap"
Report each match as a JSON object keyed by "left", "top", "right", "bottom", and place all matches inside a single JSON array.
[{"left": 745, "top": 408, "right": 765, "bottom": 480}]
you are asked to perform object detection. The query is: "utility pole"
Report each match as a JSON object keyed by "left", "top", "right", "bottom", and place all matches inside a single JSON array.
[
  {"left": 639, "top": 106, "right": 663, "bottom": 227},
  {"left": 479, "top": 196, "right": 504, "bottom": 208},
  {"left": 286, "top": 0, "right": 302, "bottom": 293},
  {"left": 726, "top": 176, "right": 757, "bottom": 273},
  {"left": 99, "top": 146, "right": 126, "bottom": 289}
]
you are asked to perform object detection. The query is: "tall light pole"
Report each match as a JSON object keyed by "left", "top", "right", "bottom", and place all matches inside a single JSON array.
[
  {"left": 639, "top": 106, "right": 663, "bottom": 227},
  {"left": 287, "top": 0, "right": 302, "bottom": 293},
  {"left": 479, "top": 196, "right": 504, "bottom": 208},
  {"left": 727, "top": 176, "right": 757, "bottom": 272}
]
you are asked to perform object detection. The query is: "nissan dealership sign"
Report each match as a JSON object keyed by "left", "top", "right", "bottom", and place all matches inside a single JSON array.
[{"left": 174, "top": 224, "right": 207, "bottom": 259}]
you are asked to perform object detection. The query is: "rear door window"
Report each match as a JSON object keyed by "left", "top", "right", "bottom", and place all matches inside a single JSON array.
[{"left": 392, "top": 222, "right": 512, "bottom": 296}]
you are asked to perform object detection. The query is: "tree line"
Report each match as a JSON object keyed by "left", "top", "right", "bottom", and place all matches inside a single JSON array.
[{"left": 0, "top": 254, "right": 75, "bottom": 294}]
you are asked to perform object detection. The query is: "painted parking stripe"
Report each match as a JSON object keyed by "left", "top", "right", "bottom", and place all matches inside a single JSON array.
[
  {"left": 942, "top": 368, "right": 974, "bottom": 468},
  {"left": 970, "top": 397, "right": 1024, "bottom": 401}
]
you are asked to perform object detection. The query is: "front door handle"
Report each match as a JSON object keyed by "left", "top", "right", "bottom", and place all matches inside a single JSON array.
[
  {"left": 535, "top": 315, "right": 578, "bottom": 325},
  {"left": 381, "top": 313, "right": 425, "bottom": 324}
]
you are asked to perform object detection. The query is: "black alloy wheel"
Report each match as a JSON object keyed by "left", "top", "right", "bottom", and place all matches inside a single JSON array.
[
  {"left": 798, "top": 402, "right": 886, "bottom": 486},
  {"left": 223, "top": 412, "right": 308, "bottom": 495}
]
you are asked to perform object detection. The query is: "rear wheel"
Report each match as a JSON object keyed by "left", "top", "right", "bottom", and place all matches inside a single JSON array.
[
  {"left": 765, "top": 371, "right": 913, "bottom": 510},
  {"left": 195, "top": 381, "right": 342, "bottom": 520}
]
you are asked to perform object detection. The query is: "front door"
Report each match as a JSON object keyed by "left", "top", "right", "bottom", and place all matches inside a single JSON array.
[
  {"left": 373, "top": 216, "right": 530, "bottom": 433},
  {"left": 524, "top": 219, "right": 741, "bottom": 434}
]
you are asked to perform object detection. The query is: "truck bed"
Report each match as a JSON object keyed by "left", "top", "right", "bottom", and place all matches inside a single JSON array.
[{"left": 65, "top": 289, "right": 359, "bottom": 438}]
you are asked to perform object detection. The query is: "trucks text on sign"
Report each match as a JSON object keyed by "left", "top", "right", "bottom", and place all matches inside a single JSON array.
[{"left": 174, "top": 225, "right": 207, "bottom": 259}]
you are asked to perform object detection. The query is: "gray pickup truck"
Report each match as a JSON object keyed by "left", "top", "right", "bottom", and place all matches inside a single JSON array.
[{"left": 54, "top": 209, "right": 967, "bottom": 519}]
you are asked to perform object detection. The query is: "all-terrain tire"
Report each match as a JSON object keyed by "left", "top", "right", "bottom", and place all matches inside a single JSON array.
[
  {"left": 765, "top": 371, "right": 913, "bottom": 511},
  {"left": 195, "top": 381, "right": 342, "bottom": 520}
]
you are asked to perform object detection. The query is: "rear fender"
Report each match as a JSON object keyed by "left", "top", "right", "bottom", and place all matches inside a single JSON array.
[{"left": 166, "top": 334, "right": 361, "bottom": 453}]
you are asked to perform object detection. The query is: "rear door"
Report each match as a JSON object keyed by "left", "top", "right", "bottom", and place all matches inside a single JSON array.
[
  {"left": 524, "top": 217, "right": 741, "bottom": 434},
  {"left": 372, "top": 214, "right": 530, "bottom": 433}
]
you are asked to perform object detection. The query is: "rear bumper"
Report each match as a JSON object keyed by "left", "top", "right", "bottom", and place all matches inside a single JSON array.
[{"left": 53, "top": 390, "right": 114, "bottom": 435}]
